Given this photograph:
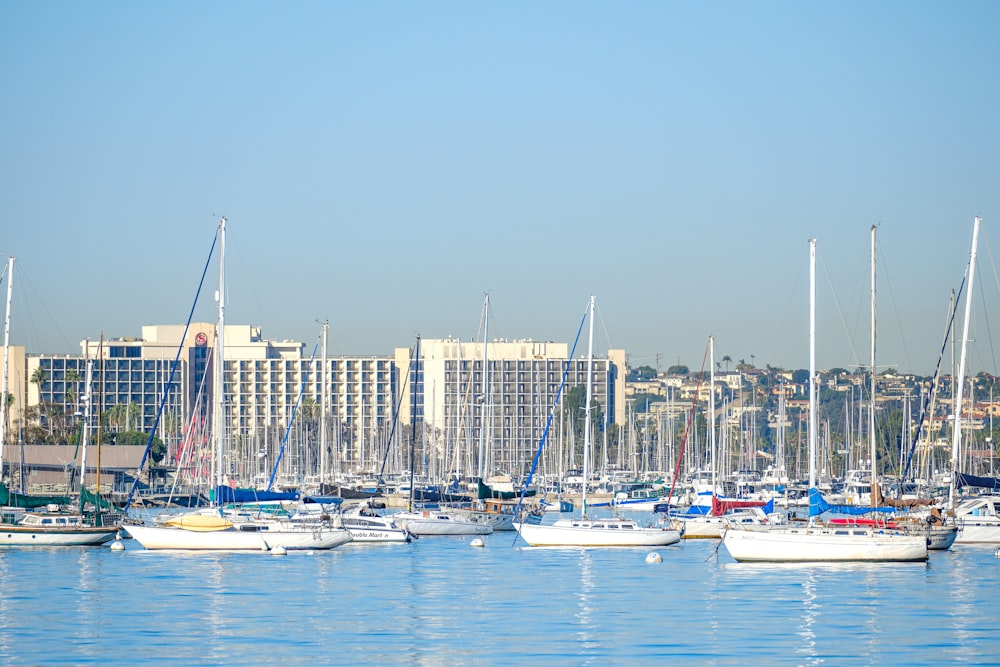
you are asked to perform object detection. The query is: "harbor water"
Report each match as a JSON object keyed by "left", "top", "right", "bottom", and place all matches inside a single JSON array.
[{"left": 2, "top": 521, "right": 999, "bottom": 666}]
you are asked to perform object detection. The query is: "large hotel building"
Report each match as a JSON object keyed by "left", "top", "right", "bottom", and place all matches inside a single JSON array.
[{"left": 6, "top": 324, "right": 626, "bottom": 482}]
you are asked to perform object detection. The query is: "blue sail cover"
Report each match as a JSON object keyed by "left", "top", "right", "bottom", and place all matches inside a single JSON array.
[
  {"left": 214, "top": 486, "right": 301, "bottom": 503},
  {"left": 808, "top": 488, "right": 896, "bottom": 517},
  {"left": 956, "top": 473, "right": 1000, "bottom": 491}
]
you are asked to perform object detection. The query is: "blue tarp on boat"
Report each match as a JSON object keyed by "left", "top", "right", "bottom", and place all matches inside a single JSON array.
[
  {"left": 214, "top": 486, "right": 301, "bottom": 503},
  {"left": 808, "top": 487, "right": 895, "bottom": 517}
]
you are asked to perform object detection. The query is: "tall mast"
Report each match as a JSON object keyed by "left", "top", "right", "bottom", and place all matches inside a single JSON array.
[
  {"left": 408, "top": 336, "right": 420, "bottom": 511},
  {"left": 215, "top": 217, "right": 227, "bottom": 491},
  {"left": 582, "top": 295, "right": 595, "bottom": 517},
  {"left": 808, "top": 238, "right": 817, "bottom": 490},
  {"left": 869, "top": 225, "right": 878, "bottom": 505},
  {"left": 709, "top": 335, "right": 716, "bottom": 495},
  {"left": 950, "top": 216, "right": 981, "bottom": 510},
  {"left": 477, "top": 293, "right": 489, "bottom": 479},
  {"left": 320, "top": 320, "right": 329, "bottom": 486},
  {"left": 96, "top": 334, "right": 104, "bottom": 501},
  {"left": 0, "top": 256, "right": 14, "bottom": 480},
  {"left": 77, "top": 356, "right": 94, "bottom": 511}
]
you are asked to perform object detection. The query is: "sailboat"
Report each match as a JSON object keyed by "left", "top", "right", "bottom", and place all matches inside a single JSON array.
[
  {"left": 944, "top": 216, "right": 1000, "bottom": 544},
  {"left": 0, "top": 258, "right": 120, "bottom": 546},
  {"left": 672, "top": 336, "right": 772, "bottom": 539},
  {"left": 809, "top": 227, "right": 954, "bottom": 550},
  {"left": 721, "top": 239, "right": 927, "bottom": 562},
  {"left": 392, "top": 336, "right": 493, "bottom": 537},
  {"left": 514, "top": 296, "right": 681, "bottom": 547},
  {"left": 124, "top": 218, "right": 352, "bottom": 551}
]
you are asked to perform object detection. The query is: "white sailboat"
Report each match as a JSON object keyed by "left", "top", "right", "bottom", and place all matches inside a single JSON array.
[
  {"left": 514, "top": 296, "right": 681, "bottom": 548},
  {"left": 125, "top": 218, "right": 351, "bottom": 551},
  {"left": 0, "top": 258, "right": 120, "bottom": 547},
  {"left": 392, "top": 335, "right": 493, "bottom": 537},
  {"left": 673, "top": 336, "right": 772, "bottom": 539},
  {"left": 947, "top": 217, "right": 1000, "bottom": 544},
  {"left": 721, "top": 238, "right": 927, "bottom": 562},
  {"left": 338, "top": 502, "right": 411, "bottom": 543},
  {"left": 816, "top": 227, "right": 955, "bottom": 549}
]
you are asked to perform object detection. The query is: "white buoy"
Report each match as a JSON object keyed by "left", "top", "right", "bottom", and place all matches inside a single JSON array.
[
  {"left": 271, "top": 544, "right": 287, "bottom": 556},
  {"left": 109, "top": 539, "right": 125, "bottom": 551},
  {"left": 995, "top": 547, "right": 1000, "bottom": 558},
  {"left": 645, "top": 552, "right": 662, "bottom": 564},
  {"left": 470, "top": 538, "right": 485, "bottom": 548}
]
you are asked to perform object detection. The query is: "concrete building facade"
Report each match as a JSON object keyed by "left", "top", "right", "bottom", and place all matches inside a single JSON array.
[{"left": 9, "top": 325, "right": 627, "bottom": 484}]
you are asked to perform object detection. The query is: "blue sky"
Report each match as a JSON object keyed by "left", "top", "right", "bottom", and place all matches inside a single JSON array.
[{"left": 1, "top": 2, "right": 999, "bottom": 375}]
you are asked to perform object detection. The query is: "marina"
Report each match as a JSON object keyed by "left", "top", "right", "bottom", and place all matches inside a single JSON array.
[
  {"left": 2, "top": 4, "right": 1000, "bottom": 662},
  {"left": 1, "top": 518, "right": 998, "bottom": 666}
]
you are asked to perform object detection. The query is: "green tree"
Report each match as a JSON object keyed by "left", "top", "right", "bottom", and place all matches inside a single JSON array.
[
  {"left": 1, "top": 392, "right": 12, "bottom": 446},
  {"left": 103, "top": 403, "right": 141, "bottom": 432},
  {"left": 31, "top": 365, "right": 48, "bottom": 434},
  {"left": 299, "top": 396, "right": 319, "bottom": 420},
  {"left": 629, "top": 393, "right": 665, "bottom": 413},
  {"left": 791, "top": 369, "right": 810, "bottom": 384},
  {"left": 666, "top": 365, "right": 689, "bottom": 376},
  {"left": 564, "top": 386, "right": 604, "bottom": 443},
  {"left": 65, "top": 368, "right": 82, "bottom": 413},
  {"left": 627, "top": 365, "right": 657, "bottom": 382},
  {"left": 105, "top": 430, "right": 167, "bottom": 465}
]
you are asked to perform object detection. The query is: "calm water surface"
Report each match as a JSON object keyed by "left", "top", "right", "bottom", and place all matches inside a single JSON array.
[{"left": 1, "top": 523, "right": 998, "bottom": 666}]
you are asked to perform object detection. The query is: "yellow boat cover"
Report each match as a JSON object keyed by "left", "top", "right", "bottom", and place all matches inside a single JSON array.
[{"left": 165, "top": 514, "right": 234, "bottom": 531}]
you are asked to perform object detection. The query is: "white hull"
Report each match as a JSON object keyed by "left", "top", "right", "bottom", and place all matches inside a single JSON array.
[
  {"left": 394, "top": 511, "right": 493, "bottom": 536},
  {"left": 955, "top": 520, "right": 1000, "bottom": 544},
  {"left": 125, "top": 523, "right": 352, "bottom": 551},
  {"left": 515, "top": 518, "right": 681, "bottom": 547},
  {"left": 342, "top": 516, "right": 411, "bottom": 543},
  {"left": 722, "top": 525, "right": 927, "bottom": 562},
  {"left": 676, "top": 515, "right": 724, "bottom": 539},
  {"left": 346, "top": 527, "right": 411, "bottom": 543},
  {"left": 610, "top": 499, "right": 667, "bottom": 512},
  {"left": 0, "top": 525, "right": 117, "bottom": 546},
  {"left": 953, "top": 495, "right": 1000, "bottom": 544},
  {"left": 445, "top": 507, "right": 514, "bottom": 531}
]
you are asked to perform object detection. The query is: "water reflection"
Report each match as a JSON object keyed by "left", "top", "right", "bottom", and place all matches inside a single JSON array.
[
  {"left": 2, "top": 535, "right": 999, "bottom": 665},
  {"left": 796, "top": 568, "right": 819, "bottom": 666},
  {"left": 573, "top": 549, "right": 597, "bottom": 657}
]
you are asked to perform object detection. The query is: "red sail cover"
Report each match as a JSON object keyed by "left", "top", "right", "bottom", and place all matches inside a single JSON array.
[{"left": 711, "top": 496, "right": 767, "bottom": 516}]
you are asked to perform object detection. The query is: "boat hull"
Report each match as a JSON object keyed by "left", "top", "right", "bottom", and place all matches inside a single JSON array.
[
  {"left": 394, "top": 511, "right": 493, "bottom": 536},
  {"left": 342, "top": 516, "right": 411, "bottom": 543},
  {"left": 721, "top": 525, "right": 928, "bottom": 562},
  {"left": 926, "top": 525, "right": 958, "bottom": 550},
  {"left": 675, "top": 515, "right": 724, "bottom": 539},
  {"left": 514, "top": 518, "right": 681, "bottom": 547},
  {"left": 0, "top": 525, "right": 117, "bottom": 546},
  {"left": 125, "top": 523, "right": 352, "bottom": 551},
  {"left": 345, "top": 527, "right": 411, "bottom": 543},
  {"left": 954, "top": 520, "right": 1000, "bottom": 544}
]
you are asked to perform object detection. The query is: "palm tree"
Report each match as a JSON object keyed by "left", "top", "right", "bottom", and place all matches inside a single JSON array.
[
  {"left": 65, "top": 368, "right": 81, "bottom": 414},
  {"left": 2, "top": 391, "right": 13, "bottom": 446},
  {"left": 722, "top": 355, "right": 733, "bottom": 372},
  {"left": 104, "top": 403, "right": 127, "bottom": 432},
  {"left": 30, "top": 366, "right": 48, "bottom": 435}
]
